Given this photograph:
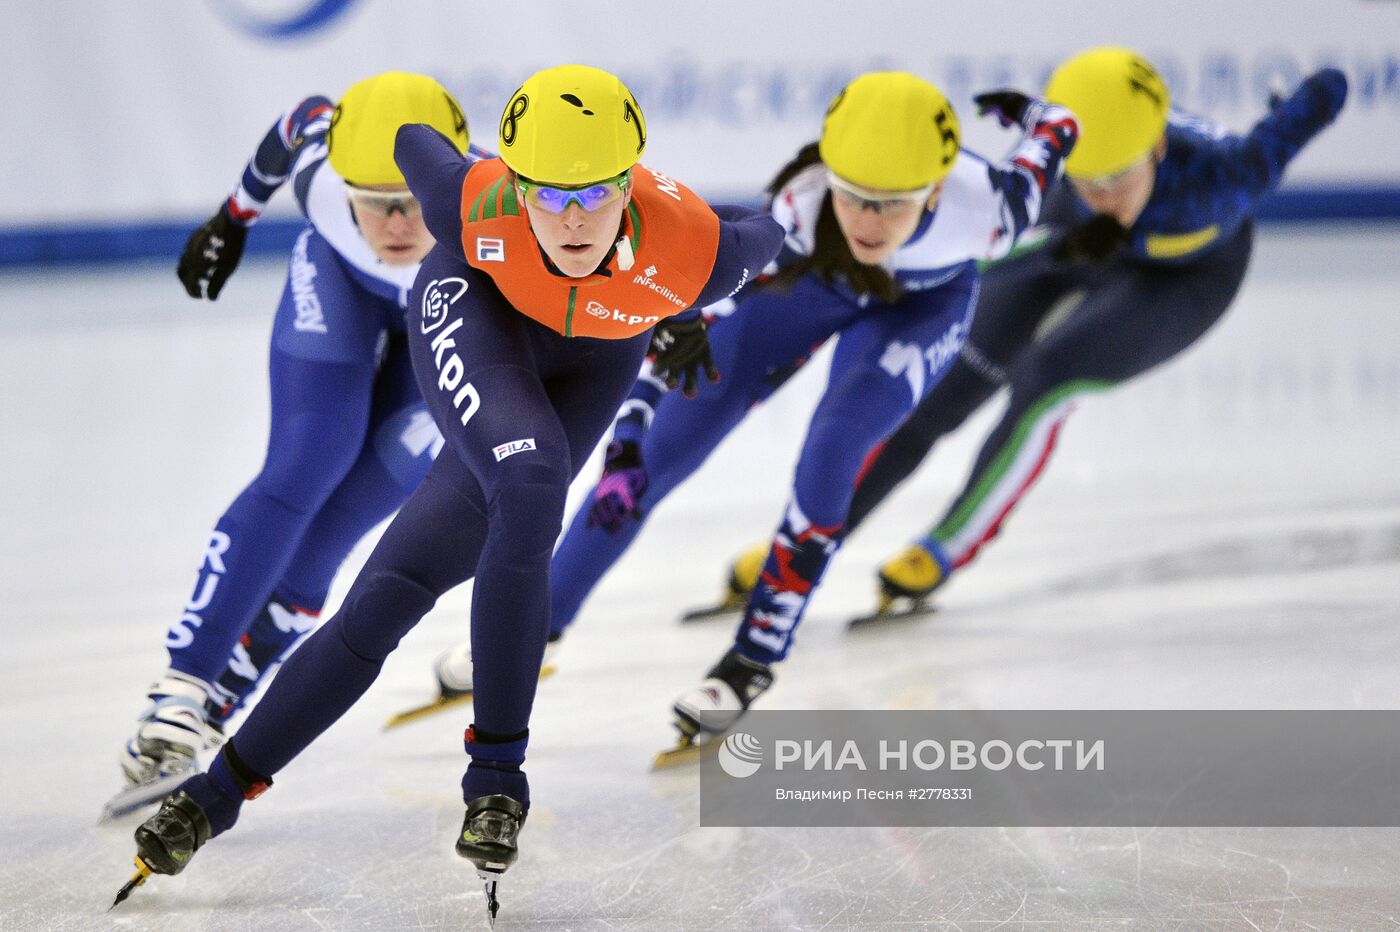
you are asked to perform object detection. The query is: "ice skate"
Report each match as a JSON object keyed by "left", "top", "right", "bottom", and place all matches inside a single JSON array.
[
  {"left": 109, "top": 790, "right": 212, "bottom": 909},
  {"left": 848, "top": 541, "right": 951, "bottom": 628},
  {"left": 107, "top": 673, "right": 225, "bottom": 821},
  {"left": 679, "top": 542, "right": 768, "bottom": 622},
  {"left": 456, "top": 794, "right": 526, "bottom": 928},
  {"left": 654, "top": 648, "right": 773, "bottom": 769},
  {"left": 383, "top": 637, "right": 559, "bottom": 730}
]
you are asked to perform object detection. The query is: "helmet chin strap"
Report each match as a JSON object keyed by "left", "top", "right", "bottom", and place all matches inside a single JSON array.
[{"left": 614, "top": 234, "right": 635, "bottom": 271}]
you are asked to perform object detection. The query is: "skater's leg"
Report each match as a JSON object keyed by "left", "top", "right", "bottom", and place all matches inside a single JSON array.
[
  {"left": 845, "top": 243, "right": 1085, "bottom": 537},
  {"left": 164, "top": 231, "right": 393, "bottom": 685},
  {"left": 207, "top": 339, "right": 436, "bottom": 719},
  {"left": 230, "top": 447, "right": 487, "bottom": 779},
  {"left": 734, "top": 266, "right": 983, "bottom": 665},
  {"left": 928, "top": 226, "right": 1253, "bottom": 572}
]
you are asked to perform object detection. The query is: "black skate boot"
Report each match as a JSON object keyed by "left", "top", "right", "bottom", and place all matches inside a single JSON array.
[
  {"left": 133, "top": 790, "right": 212, "bottom": 876},
  {"left": 674, "top": 648, "right": 774, "bottom": 738},
  {"left": 457, "top": 794, "right": 527, "bottom": 927},
  {"left": 655, "top": 649, "right": 774, "bottom": 768}
]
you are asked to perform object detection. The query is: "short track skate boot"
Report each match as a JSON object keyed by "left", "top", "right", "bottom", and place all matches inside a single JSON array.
[
  {"left": 457, "top": 794, "right": 527, "bottom": 927},
  {"left": 680, "top": 542, "right": 769, "bottom": 621},
  {"left": 875, "top": 540, "right": 952, "bottom": 614},
  {"left": 121, "top": 672, "right": 226, "bottom": 786},
  {"left": 673, "top": 647, "right": 774, "bottom": 738},
  {"left": 132, "top": 790, "right": 212, "bottom": 876}
]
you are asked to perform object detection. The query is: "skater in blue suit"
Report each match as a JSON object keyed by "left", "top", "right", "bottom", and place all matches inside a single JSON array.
[{"left": 119, "top": 72, "right": 480, "bottom": 793}]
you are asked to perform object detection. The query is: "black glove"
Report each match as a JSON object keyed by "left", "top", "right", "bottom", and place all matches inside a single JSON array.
[
  {"left": 973, "top": 89, "right": 1033, "bottom": 129},
  {"left": 177, "top": 205, "right": 248, "bottom": 300},
  {"left": 650, "top": 316, "right": 719, "bottom": 397},
  {"left": 1051, "top": 214, "right": 1132, "bottom": 264}
]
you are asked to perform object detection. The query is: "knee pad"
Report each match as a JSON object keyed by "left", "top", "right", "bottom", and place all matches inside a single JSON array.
[
  {"left": 338, "top": 570, "right": 438, "bottom": 660},
  {"left": 485, "top": 463, "right": 569, "bottom": 565}
]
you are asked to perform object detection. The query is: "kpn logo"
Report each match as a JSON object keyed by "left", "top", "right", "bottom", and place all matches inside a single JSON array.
[{"left": 718, "top": 732, "right": 764, "bottom": 778}]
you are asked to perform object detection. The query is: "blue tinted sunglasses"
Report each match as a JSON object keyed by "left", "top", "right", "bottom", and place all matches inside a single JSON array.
[{"left": 515, "top": 171, "right": 631, "bottom": 214}]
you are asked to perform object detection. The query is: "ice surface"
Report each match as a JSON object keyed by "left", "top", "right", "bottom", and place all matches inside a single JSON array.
[{"left": 1, "top": 224, "right": 1398, "bottom": 930}]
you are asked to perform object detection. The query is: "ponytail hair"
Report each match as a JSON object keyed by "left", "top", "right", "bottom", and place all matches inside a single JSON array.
[{"left": 759, "top": 142, "right": 904, "bottom": 306}]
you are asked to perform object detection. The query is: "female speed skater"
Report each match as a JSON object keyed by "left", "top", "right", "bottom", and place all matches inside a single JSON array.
[
  {"left": 114, "top": 65, "right": 784, "bottom": 921},
  {"left": 425, "top": 70, "right": 1079, "bottom": 754},
  {"left": 723, "top": 49, "right": 1349, "bottom": 621},
  {"left": 117, "top": 72, "right": 481, "bottom": 809}
]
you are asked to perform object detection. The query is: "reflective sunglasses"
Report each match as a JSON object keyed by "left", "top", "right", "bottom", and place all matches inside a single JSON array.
[
  {"left": 827, "top": 171, "right": 935, "bottom": 218},
  {"left": 346, "top": 186, "right": 422, "bottom": 219},
  {"left": 515, "top": 171, "right": 631, "bottom": 214}
]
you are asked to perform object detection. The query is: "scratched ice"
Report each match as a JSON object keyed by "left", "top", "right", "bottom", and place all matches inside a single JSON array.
[{"left": 2, "top": 224, "right": 1399, "bottom": 930}]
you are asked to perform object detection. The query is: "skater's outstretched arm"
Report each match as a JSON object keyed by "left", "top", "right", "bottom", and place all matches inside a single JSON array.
[
  {"left": 1217, "top": 68, "right": 1348, "bottom": 204},
  {"left": 177, "top": 95, "right": 334, "bottom": 300},
  {"left": 976, "top": 92, "right": 1079, "bottom": 260}
]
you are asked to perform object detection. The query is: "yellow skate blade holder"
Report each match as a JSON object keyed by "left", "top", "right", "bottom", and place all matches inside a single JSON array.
[{"left": 109, "top": 856, "right": 153, "bottom": 910}]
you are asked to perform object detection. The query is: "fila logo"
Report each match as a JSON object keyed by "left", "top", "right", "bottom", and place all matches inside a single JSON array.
[
  {"left": 476, "top": 237, "right": 505, "bottom": 262},
  {"left": 493, "top": 438, "right": 536, "bottom": 461}
]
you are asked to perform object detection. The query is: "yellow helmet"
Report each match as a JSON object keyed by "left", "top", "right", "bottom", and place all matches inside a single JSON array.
[
  {"left": 1045, "top": 47, "right": 1170, "bottom": 179},
  {"left": 498, "top": 64, "right": 646, "bottom": 184},
  {"left": 819, "top": 72, "right": 960, "bottom": 191},
  {"left": 328, "top": 72, "right": 469, "bottom": 187}
]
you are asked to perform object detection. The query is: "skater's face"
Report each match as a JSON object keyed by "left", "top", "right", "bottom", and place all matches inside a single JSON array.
[
  {"left": 1069, "top": 136, "right": 1165, "bottom": 227},
  {"left": 829, "top": 175, "right": 944, "bottom": 266},
  {"left": 520, "top": 175, "right": 634, "bottom": 278},
  {"left": 348, "top": 184, "right": 435, "bottom": 267}
]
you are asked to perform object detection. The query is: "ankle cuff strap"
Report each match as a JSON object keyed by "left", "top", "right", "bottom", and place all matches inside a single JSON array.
[
  {"left": 465, "top": 725, "right": 530, "bottom": 745},
  {"left": 222, "top": 742, "right": 274, "bottom": 800}
]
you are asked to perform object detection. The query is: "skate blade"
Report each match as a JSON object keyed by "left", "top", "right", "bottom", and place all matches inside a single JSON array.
[
  {"left": 679, "top": 595, "right": 745, "bottom": 623},
  {"left": 846, "top": 602, "right": 937, "bottom": 630},
  {"left": 478, "top": 873, "right": 501, "bottom": 928},
  {"left": 383, "top": 665, "right": 557, "bottom": 731},
  {"left": 99, "top": 771, "right": 190, "bottom": 824},
  {"left": 651, "top": 734, "right": 712, "bottom": 770},
  {"left": 109, "top": 856, "right": 153, "bottom": 910}
]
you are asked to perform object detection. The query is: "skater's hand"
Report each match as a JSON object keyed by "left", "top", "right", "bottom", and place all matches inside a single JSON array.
[
  {"left": 973, "top": 89, "right": 1034, "bottom": 129},
  {"left": 650, "top": 315, "right": 719, "bottom": 398},
  {"left": 1051, "top": 214, "right": 1132, "bottom": 263},
  {"left": 177, "top": 204, "right": 248, "bottom": 301},
  {"left": 588, "top": 440, "right": 648, "bottom": 533}
]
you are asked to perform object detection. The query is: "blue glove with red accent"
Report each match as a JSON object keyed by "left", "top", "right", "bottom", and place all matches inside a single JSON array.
[{"left": 587, "top": 440, "right": 648, "bottom": 533}]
